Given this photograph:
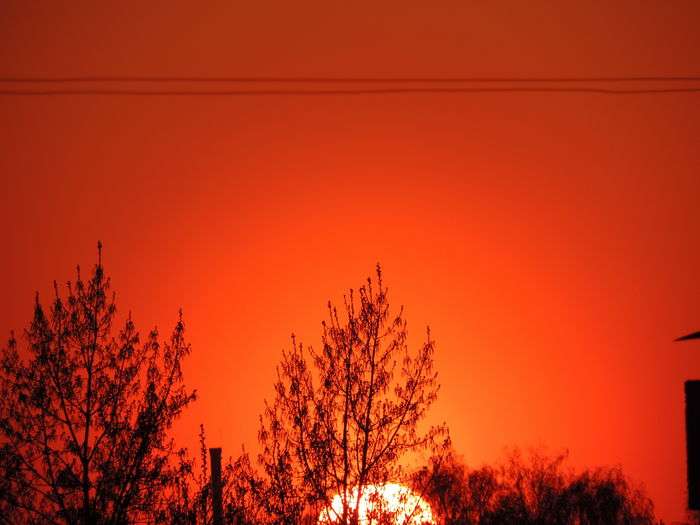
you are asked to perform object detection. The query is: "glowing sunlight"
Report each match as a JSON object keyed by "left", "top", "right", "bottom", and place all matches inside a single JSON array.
[{"left": 318, "top": 483, "right": 435, "bottom": 525}]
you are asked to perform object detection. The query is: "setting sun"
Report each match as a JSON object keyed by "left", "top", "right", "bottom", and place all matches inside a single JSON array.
[{"left": 318, "top": 483, "right": 435, "bottom": 525}]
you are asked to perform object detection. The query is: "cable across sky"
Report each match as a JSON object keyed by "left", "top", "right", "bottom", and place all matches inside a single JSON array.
[
  {"left": 1, "top": 75, "right": 699, "bottom": 96},
  {"left": 1, "top": 75, "right": 700, "bottom": 83}
]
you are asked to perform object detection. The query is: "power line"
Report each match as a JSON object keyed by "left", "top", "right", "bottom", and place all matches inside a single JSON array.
[
  {"left": 1, "top": 75, "right": 700, "bottom": 83},
  {"left": 1, "top": 75, "right": 698, "bottom": 96},
  {"left": 1, "top": 87, "right": 699, "bottom": 96}
]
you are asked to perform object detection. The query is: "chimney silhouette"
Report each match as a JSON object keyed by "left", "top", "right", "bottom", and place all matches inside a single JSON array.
[
  {"left": 677, "top": 331, "right": 700, "bottom": 510},
  {"left": 685, "top": 380, "right": 700, "bottom": 510},
  {"left": 210, "top": 448, "right": 224, "bottom": 525},
  {"left": 687, "top": 382, "right": 700, "bottom": 510}
]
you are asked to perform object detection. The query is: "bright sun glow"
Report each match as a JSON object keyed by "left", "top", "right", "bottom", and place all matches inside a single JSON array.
[{"left": 318, "top": 483, "right": 435, "bottom": 525}]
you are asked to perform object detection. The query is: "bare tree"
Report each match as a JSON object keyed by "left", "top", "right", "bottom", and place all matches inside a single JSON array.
[
  {"left": 256, "top": 265, "right": 446, "bottom": 525},
  {"left": 0, "top": 243, "right": 196, "bottom": 525}
]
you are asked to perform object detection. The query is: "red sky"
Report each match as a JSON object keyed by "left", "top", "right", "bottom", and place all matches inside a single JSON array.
[{"left": 1, "top": 2, "right": 699, "bottom": 522}]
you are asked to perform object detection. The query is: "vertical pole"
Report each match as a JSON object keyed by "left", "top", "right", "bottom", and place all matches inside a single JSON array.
[
  {"left": 210, "top": 447, "right": 224, "bottom": 525},
  {"left": 686, "top": 381, "right": 700, "bottom": 510}
]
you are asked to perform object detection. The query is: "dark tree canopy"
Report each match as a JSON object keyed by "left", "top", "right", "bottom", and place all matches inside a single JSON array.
[
  {"left": 0, "top": 244, "right": 196, "bottom": 525},
  {"left": 254, "top": 265, "right": 447, "bottom": 525},
  {"left": 414, "top": 448, "right": 661, "bottom": 525}
]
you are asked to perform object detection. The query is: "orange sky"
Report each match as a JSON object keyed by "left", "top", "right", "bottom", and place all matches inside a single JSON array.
[{"left": 1, "top": 2, "right": 700, "bottom": 522}]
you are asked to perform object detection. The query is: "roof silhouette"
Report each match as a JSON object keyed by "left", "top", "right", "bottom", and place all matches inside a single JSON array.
[{"left": 676, "top": 331, "right": 700, "bottom": 342}]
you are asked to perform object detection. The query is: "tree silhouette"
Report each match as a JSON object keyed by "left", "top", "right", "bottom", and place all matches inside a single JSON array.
[
  {"left": 254, "top": 265, "right": 447, "bottom": 525},
  {"left": 414, "top": 448, "right": 661, "bottom": 525},
  {"left": 0, "top": 243, "right": 196, "bottom": 525}
]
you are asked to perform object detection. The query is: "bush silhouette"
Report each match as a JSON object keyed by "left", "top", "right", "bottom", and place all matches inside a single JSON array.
[{"left": 414, "top": 449, "right": 661, "bottom": 525}]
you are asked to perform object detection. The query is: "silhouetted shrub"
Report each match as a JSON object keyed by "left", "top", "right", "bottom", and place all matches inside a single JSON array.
[{"left": 415, "top": 449, "right": 661, "bottom": 525}]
